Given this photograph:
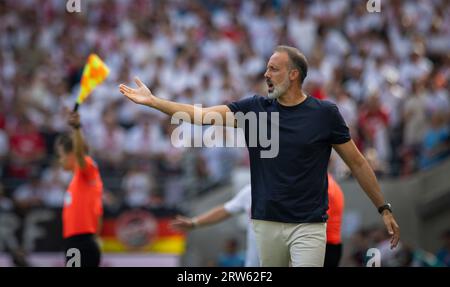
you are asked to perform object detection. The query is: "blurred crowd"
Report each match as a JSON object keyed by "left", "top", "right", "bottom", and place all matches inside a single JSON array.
[
  {"left": 0, "top": 0, "right": 450, "bottom": 214},
  {"left": 347, "top": 226, "right": 450, "bottom": 267}
]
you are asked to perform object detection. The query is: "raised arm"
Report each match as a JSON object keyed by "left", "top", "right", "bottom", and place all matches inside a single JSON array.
[
  {"left": 119, "top": 77, "right": 235, "bottom": 127},
  {"left": 68, "top": 111, "right": 86, "bottom": 168},
  {"left": 333, "top": 140, "right": 400, "bottom": 249}
]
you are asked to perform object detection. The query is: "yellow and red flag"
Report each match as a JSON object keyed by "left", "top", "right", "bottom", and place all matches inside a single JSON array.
[{"left": 74, "top": 53, "right": 110, "bottom": 111}]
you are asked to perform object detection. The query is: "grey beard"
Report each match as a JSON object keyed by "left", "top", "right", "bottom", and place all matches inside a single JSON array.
[
  {"left": 267, "top": 91, "right": 280, "bottom": 99},
  {"left": 267, "top": 83, "right": 289, "bottom": 99},
  {"left": 267, "top": 75, "right": 291, "bottom": 99}
]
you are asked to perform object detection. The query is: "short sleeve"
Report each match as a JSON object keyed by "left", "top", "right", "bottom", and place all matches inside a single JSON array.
[
  {"left": 224, "top": 185, "right": 251, "bottom": 215},
  {"left": 227, "top": 95, "right": 257, "bottom": 114},
  {"left": 329, "top": 104, "right": 351, "bottom": 144},
  {"left": 77, "top": 157, "right": 97, "bottom": 180}
]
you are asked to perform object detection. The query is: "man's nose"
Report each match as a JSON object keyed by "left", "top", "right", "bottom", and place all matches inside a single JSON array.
[{"left": 264, "top": 71, "right": 270, "bottom": 79}]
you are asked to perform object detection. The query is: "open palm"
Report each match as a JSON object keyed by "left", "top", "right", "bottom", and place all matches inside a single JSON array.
[
  {"left": 170, "top": 215, "right": 194, "bottom": 232},
  {"left": 119, "top": 77, "right": 155, "bottom": 106}
]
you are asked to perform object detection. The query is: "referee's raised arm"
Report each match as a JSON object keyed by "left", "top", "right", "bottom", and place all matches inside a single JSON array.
[
  {"left": 67, "top": 111, "right": 87, "bottom": 169},
  {"left": 119, "top": 77, "right": 235, "bottom": 127}
]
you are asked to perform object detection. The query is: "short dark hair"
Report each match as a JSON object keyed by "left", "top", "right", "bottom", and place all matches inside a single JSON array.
[
  {"left": 55, "top": 133, "right": 89, "bottom": 154},
  {"left": 55, "top": 133, "right": 73, "bottom": 153},
  {"left": 274, "top": 45, "right": 308, "bottom": 85}
]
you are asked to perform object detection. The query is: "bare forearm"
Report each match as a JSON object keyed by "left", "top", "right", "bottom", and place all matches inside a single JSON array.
[
  {"left": 194, "top": 206, "right": 232, "bottom": 227},
  {"left": 151, "top": 97, "right": 204, "bottom": 125},
  {"left": 72, "top": 128, "right": 86, "bottom": 166},
  {"left": 350, "top": 160, "right": 385, "bottom": 208},
  {"left": 120, "top": 78, "right": 233, "bottom": 126}
]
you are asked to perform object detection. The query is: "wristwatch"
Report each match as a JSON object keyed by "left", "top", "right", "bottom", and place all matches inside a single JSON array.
[{"left": 378, "top": 203, "right": 392, "bottom": 214}]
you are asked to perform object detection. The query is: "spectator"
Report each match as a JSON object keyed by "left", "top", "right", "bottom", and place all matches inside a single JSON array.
[
  {"left": 435, "top": 230, "right": 450, "bottom": 267},
  {"left": 0, "top": 126, "right": 8, "bottom": 177},
  {"left": 88, "top": 108, "right": 126, "bottom": 175},
  {"left": 122, "top": 164, "right": 155, "bottom": 208},
  {"left": 420, "top": 112, "right": 450, "bottom": 170},
  {"left": 12, "top": 172, "right": 44, "bottom": 211},
  {"left": 0, "top": 183, "right": 14, "bottom": 211},
  {"left": 217, "top": 238, "right": 245, "bottom": 267},
  {"left": 123, "top": 113, "right": 167, "bottom": 161},
  {"left": 402, "top": 81, "right": 428, "bottom": 151},
  {"left": 358, "top": 92, "right": 391, "bottom": 169},
  {"left": 40, "top": 161, "right": 71, "bottom": 208},
  {"left": 7, "top": 115, "right": 46, "bottom": 179}
]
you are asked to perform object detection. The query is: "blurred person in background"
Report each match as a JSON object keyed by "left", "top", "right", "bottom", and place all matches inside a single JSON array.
[
  {"left": 123, "top": 113, "right": 167, "bottom": 162},
  {"left": 88, "top": 108, "right": 125, "bottom": 177},
  {"left": 401, "top": 80, "right": 428, "bottom": 174},
  {"left": 171, "top": 184, "right": 258, "bottom": 267},
  {"left": 394, "top": 243, "right": 445, "bottom": 267},
  {"left": 7, "top": 115, "right": 46, "bottom": 179},
  {"left": 0, "top": 124, "right": 8, "bottom": 178},
  {"left": 12, "top": 170, "right": 44, "bottom": 212},
  {"left": 358, "top": 92, "right": 390, "bottom": 173},
  {"left": 348, "top": 228, "right": 371, "bottom": 267},
  {"left": 324, "top": 174, "right": 345, "bottom": 267},
  {"left": 217, "top": 238, "right": 245, "bottom": 267},
  {"left": 419, "top": 111, "right": 450, "bottom": 170},
  {"left": 122, "top": 163, "right": 155, "bottom": 208},
  {"left": 0, "top": 183, "right": 13, "bottom": 211},
  {"left": 40, "top": 160, "right": 71, "bottom": 208},
  {"left": 436, "top": 229, "right": 450, "bottom": 267},
  {"left": 55, "top": 111, "right": 103, "bottom": 267}
]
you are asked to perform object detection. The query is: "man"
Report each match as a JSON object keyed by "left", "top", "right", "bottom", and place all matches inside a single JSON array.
[
  {"left": 119, "top": 45, "right": 400, "bottom": 267},
  {"left": 171, "top": 184, "right": 258, "bottom": 267},
  {"left": 170, "top": 173, "right": 344, "bottom": 267},
  {"left": 55, "top": 111, "right": 103, "bottom": 267}
]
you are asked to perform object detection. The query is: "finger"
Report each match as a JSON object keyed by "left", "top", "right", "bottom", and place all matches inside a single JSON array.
[
  {"left": 120, "top": 88, "right": 134, "bottom": 98},
  {"left": 390, "top": 228, "right": 400, "bottom": 249},
  {"left": 119, "top": 84, "right": 134, "bottom": 92},
  {"left": 386, "top": 221, "right": 394, "bottom": 235},
  {"left": 119, "top": 84, "right": 134, "bottom": 93},
  {"left": 391, "top": 234, "right": 400, "bottom": 249},
  {"left": 134, "top": 77, "right": 144, "bottom": 87}
]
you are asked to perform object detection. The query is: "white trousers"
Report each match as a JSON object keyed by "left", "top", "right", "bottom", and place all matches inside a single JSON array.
[{"left": 252, "top": 219, "right": 327, "bottom": 267}]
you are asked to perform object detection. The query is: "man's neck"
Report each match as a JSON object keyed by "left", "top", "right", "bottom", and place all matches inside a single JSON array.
[{"left": 277, "top": 88, "right": 307, "bottom": 107}]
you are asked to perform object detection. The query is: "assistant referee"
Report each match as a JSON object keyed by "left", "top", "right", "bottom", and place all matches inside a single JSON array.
[{"left": 56, "top": 111, "right": 103, "bottom": 267}]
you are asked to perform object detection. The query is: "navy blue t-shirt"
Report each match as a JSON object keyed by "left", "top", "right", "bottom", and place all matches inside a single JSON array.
[{"left": 227, "top": 95, "right": 351, "bottom": 223}]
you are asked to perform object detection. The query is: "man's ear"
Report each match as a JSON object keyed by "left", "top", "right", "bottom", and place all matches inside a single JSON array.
[{"left": 289, "top": 69, "right": 300, "bottom": 82}]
